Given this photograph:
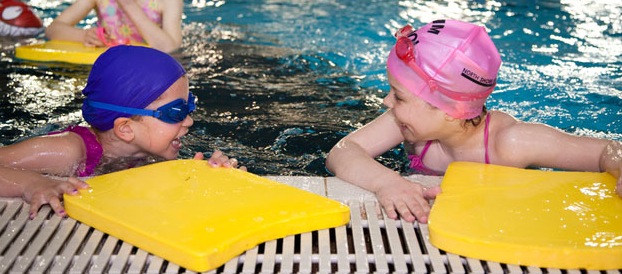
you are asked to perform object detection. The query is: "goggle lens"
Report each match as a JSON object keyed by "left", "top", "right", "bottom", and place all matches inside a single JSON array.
[
  {"left": 394, "top": 25, "right": 416, "bottom": 62},
  {"left": 156, "top": 92, "right": 196, "bottom": 124},
  {"left": 395, "top": 37, "right": 413, "bottom": 61}
]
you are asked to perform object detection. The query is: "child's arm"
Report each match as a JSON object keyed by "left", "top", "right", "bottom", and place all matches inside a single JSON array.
[
  {"left": 45, "top": 0, "right": 104, "bottom": 47},
  {"left": 326, "top": 110, "right": 438, "bottom": 223},
  {"left": 0, "top": 133, "right": 91, "bottom": 217},
  {"left": 0, "top": 166, "right": 87, "bottom": 218},
  {"left": 116, "top": 0, "right": 183, "bottom": 52},
  {"left": 600, "top": 141, "right": 622, "bottom": 198},
  {"left": 495, "top": 116, "right": 620, "bottom": 197},
  {"left": 496, "top": 117, "right": 610, "bottom": 171},
  {"left": 0, "top": 133, "right": 89, "bottom": 175}
]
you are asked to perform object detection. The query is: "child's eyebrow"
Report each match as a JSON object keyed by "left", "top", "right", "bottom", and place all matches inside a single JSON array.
[{"left": 389, "top": 84, "right": 406, "bottom": 97}]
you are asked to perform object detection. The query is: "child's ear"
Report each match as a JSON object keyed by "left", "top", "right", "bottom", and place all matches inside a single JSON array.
[
  {"left": 113, "top": 117, "right": 135, "bottom": 142},
  {"left": 443, "top": 113, "right": 457, "bottom": 122}
]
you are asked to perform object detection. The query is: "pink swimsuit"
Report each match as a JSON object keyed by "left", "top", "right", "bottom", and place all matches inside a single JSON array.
[
  {"left": 95, "top": 0, "right": 162, "bottom": 44},
  {"left": 49, "top": 126, "right": 103, "bottom": 177},
  {"left": 408, "top": 113, "right": 491, "bottom": 175}
]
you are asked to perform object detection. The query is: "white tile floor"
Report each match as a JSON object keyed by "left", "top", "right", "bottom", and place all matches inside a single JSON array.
[{"left": 0, "top": 175, "right": 619, "bottom": 273}]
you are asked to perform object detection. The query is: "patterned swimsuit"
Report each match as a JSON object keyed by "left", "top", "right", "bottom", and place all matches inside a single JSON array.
[{"left": 95, "top": 0, "right": 162, "bottom": 44}]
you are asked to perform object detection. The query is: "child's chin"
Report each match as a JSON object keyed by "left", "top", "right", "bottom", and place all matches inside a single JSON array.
[{"left": 160, "top": 150, "right": 179, "bottom": 160}]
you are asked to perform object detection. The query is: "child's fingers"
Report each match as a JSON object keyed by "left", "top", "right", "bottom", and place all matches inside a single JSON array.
[
  {"left": 193, "top": 152, "right": 205, "bottom": 160},
  {"left": 224, "top": 158, "right": 245, "bottom": 169},
  {"left": 208, "top": 156, "right": 226, "bottom": 167},
  {"left": 66, "top": 177, "right": 89, "bottom": 190},
  {"left": 412, "top": 200, "right": 430, "bottom": 224},
  {"left": 380, "top": 200, "right": 399, "bottom": 220},
  {"left": 211, "top": 150, "right": 223, "bottom": 159},
  {"left": 208, "top": 150, "right": 229, "bottom": 166},
  {"left": 48, "top": 196, "right": 67, "bottom": 217},
  {"left": 210, "top": 157, "right": 232, "bottom": 167},
  {"left": 423, "top": 186, "right": 442, "bottom": 200},
  {"left": 225, "top": 158, "right": 238, "bottom": 167},
  {"left": 84, "top": 29, "right": 105, "bottom": 47},
  {"left": 206, "top": 150, "right": 245, "bottom": 169},
  {"left": 28, "top": 200, "right": 42, "bottom": 219},
  {"left": 395, "top": 201, "right": 416, "bottom": 222}
]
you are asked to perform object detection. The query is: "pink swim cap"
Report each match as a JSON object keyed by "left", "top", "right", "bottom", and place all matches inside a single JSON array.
[{"left": 386, "top": 19, "right": 502, "bottom": 119}]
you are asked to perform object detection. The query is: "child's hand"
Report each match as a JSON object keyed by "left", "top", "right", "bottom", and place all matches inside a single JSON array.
[
  {"left": 616, "top": 172, "right": 622, "bottom": 199},
  {"left": 600, "top": 141, "right": 622, "bottom": 199},
  {"left": 194, "top": 150, "right": 247, "bottom": 171},
  {"left": 374, "top": 179, "right": 439, "bottom": 224},
  {"left": 83, "top": 28, "right": 105, "bottom": 47},
  {"left": 23, "top": 176, "right": 89, "bottom": 219}
]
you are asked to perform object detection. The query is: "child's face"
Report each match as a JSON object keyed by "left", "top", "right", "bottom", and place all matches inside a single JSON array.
[
  {"left": 134, "top": 76, "right": 194, "bottom": 160},
  {"left": 384, "top": 71, "right": 445, "bottom": 143}
]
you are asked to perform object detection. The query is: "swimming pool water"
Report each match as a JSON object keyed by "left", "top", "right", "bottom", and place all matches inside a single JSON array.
[{"left": 1, "top": 0, "right": 620, "bottom": 176}]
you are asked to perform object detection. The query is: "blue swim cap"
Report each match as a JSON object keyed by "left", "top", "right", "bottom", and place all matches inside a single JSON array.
[{"left": 82, "top": 45, "right": 186, "bottom": 131}]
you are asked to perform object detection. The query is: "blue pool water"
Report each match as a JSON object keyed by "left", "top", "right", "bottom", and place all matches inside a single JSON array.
[{"left": 1, "top": 0, "right": 620, "bottom": 176}]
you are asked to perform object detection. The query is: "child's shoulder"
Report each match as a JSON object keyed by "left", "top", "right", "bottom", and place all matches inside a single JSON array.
[
  {"left": 0, "top": 126, "right": 91, "bottom": 170},
  {"left": 489, "top": 110, "right": 519, "bottom": 130},
  {"left": 490, "top": 110, "right": 554, "bottom": 133},
  {"left": 488, "top": 110, "right": 534, "bottom": 143},
  {"left": 489, "top": 110, "right": 564, "bottom": 152},
  {"left": 45, "top": 126, "right": 94, "bottom": 153}
]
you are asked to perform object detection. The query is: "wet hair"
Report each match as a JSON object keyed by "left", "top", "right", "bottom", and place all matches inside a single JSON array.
[{"left": 462, "top": 105, "right": 488, "bottom": 128}]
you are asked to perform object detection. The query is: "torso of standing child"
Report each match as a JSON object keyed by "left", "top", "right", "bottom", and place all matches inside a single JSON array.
[{"left": 94, "top": 0, "right": 162, "bottom": 44}]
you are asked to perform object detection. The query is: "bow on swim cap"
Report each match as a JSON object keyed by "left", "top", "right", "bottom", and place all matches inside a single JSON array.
[
  {"left": 387, "top": 19, "right": 502, "bottom": 119},
  {"left": 82, "top": 45, "right": 186, "bottom": 131}
]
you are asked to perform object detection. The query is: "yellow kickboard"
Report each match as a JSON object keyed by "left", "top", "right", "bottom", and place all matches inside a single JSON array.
[
  {"left": 15, "top": 40, "right": 146, "bottom": 65},
  {"left": 428, "top": 162, "right": 622, "bottom": 270},
  {"left": 63, "top": 159, "right": 350, "bottom": 272}
]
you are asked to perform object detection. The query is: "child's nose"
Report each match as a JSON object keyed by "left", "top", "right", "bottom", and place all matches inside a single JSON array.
[
  {"left": 383, "top": 94, "right": 394, "bottom": 108},
  {"left": 183, "top": 115, "right": 194, "bottom": 127}
]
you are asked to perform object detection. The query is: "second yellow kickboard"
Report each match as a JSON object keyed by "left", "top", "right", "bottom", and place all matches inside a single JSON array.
[
  {"left": 64, "top": 160, "right": 350, "bottom": 272},
  {"left": 428, "top": 162, "right": 622, "bottom": 270},
  {"left": 15, "top": 40, "right": 147, "bottom": 65},
  {"left": 15, "top": 40, "right": 107, "bottom": 65}
]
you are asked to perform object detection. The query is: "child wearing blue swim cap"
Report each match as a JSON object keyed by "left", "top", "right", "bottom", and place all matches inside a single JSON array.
[{"left": 0, "top": 45, "right": 244, "bottom": 218}]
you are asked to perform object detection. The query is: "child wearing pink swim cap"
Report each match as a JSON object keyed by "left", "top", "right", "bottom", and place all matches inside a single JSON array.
[
  {"left": 326, "top": 19, "right": 622, "bottom": 224},
  {"left": 45, "top": 0, "right": 182, "bottom": 53},
  {"left": 0, "top": 46, "right": 245, "bottom": 219}
]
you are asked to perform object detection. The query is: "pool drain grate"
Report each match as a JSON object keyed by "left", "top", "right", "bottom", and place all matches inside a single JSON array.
[{"left": 1, "top": 198, "right": 620, "bottom": 273}]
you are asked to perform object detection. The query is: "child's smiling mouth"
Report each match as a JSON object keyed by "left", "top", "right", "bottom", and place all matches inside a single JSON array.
[{"left": 172, "top": 137, "right": 182, "bottom": 150}]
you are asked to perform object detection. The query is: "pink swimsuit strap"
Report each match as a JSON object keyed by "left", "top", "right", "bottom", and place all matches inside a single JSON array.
[
  {"left": 407, "top": 141, "right": 442, "bottom": 176},
  {"left": 408, "top": 113, "right": 491, "bottom": 174},
  {"left": 49, "top": 125, "right": 103, "bottom": 177},
  {"left": 483, "top": 112, "right": 491, "bottom": 164}
]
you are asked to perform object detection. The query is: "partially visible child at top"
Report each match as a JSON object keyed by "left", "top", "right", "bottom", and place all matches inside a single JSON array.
[
  {"left": 45, "top": 0, "right": 182, "bottom": 53},
  {"left": 326, "top": 19, "right": 622, "bottom": 224},
  {"left": 0, "top": 45, "right": 244, "bottom": 218}
]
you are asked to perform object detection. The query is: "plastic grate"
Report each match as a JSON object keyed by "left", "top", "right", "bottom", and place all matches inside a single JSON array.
[{"left": 1, "top": 191, "right": 621, "bottom": 273}]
